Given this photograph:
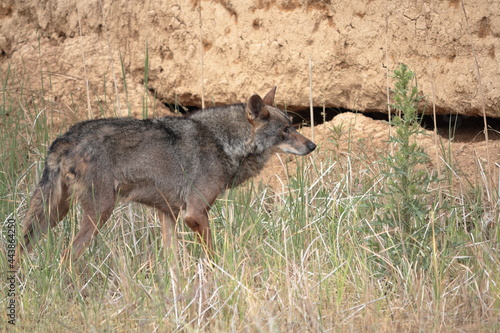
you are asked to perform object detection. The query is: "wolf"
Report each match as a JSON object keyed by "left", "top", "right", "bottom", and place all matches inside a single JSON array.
[{"left": 15, "top": 87, "right": 316, "bottom": 266}]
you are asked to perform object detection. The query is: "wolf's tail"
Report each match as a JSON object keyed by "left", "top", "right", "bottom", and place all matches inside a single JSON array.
[{"left": 18, "top": 150, "right": 69, "bottom": 261}]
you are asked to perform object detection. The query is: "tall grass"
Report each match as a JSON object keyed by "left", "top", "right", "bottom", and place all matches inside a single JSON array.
[{"left": 0, "top": 63, "right": 499, "bottom": 332}]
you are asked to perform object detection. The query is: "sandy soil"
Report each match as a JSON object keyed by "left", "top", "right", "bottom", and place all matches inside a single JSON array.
[{"left": 258, "top": 112, "right": 500, "bottom": 193}]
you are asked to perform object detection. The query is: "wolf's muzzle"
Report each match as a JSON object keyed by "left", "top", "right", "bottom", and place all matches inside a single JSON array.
[{"left": 306, "top": 140, "right": 317, "bottom": 153}]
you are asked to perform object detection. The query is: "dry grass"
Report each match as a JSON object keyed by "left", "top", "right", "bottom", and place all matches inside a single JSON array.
[{"left": 0, "top": 63, "right": 499, "bottom": 332}]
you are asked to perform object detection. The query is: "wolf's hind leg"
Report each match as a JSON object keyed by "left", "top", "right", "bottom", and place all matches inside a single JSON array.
[
  {"left": 63, "top": 208, "right": 114, "bottom": 261},
  {"left": 62, "top": 187, "right": 115, "bottom": 262}
]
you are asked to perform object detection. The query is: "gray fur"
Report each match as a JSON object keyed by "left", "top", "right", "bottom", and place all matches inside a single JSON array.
[{"left": 15, "top": 88, "right": 316, "bottom": 265}]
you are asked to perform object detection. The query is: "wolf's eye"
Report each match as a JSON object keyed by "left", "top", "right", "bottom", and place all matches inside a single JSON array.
[{"left": 283, "top": 126, "right": 290, "bottom": 133}]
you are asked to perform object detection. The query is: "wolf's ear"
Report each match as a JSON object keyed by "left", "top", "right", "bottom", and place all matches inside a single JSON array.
[
  {"left": 262, "top": 86, "right": 277, "bottom": 106},
  {"left": 247, "top": 94, "right": 270, "bottom": 120}
]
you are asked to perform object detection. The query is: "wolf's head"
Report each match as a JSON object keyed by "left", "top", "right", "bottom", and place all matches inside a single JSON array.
[{"left": 246, "top": 87, "right": 316, "bottom": 156}]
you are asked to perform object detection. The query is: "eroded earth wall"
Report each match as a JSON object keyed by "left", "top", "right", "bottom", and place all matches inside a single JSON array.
[{"left": 0, "top": 0, "right": 498, "bottom": 118}]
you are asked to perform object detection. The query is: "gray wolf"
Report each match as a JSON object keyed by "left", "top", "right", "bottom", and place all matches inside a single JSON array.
[{"left": 15, "top": 87, "right": 316, "bottom": 265}]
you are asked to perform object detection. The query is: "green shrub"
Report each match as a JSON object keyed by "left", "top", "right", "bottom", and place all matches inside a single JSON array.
[{"left": 370, "top": 64, "right": 439, "bottom": 272}]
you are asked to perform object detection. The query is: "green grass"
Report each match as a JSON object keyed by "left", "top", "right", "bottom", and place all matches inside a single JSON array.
[{"left": 1, "top": 64, "right": 499, "bottom": 332}]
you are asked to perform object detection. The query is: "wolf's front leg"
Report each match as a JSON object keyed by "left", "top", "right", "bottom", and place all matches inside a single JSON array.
[
  {"left": 184, "top": 207, "right": 212, "bottom": 255},
  {"left": 159, "top": 210, "right": 178, "bottom": 251}
]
